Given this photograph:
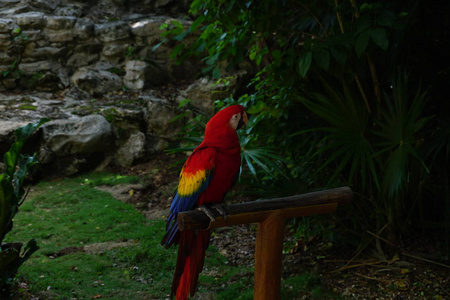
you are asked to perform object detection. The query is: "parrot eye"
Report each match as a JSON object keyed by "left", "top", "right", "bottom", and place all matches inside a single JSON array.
[
  {"left": 229, "top": 113, "right": 242, "bottom": 130},
  {"left": 230, "top": 112, "right": 246, "bottom": 130}
]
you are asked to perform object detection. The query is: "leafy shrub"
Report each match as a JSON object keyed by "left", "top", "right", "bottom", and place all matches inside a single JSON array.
[
  {"left": 158, "top": 0, "right": 449, "bottom": 253},
  {"left": 0, "top": 119, "right": 48, "bottom": 289}
]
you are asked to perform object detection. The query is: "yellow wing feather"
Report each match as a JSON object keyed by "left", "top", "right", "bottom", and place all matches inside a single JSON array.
[{"left": 178, "top": 169, "right": 208, "bottom": 197}]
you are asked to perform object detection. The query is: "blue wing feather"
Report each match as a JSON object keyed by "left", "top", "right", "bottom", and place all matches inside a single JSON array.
[{"left": 162, "top": 171, "right": 213, "bottom": 248}]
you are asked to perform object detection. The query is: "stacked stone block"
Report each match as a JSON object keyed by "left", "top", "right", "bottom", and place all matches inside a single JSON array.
[{"left": 0, "top": 1, "right": 195, "bottom": 95}]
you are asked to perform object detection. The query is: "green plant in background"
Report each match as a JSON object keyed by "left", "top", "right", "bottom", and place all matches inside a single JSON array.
[
  {"left": 0, "top": 119, "right": 48, "bottom": 290},
  {"left": 2, "top": 28, "right": 28, "bottom": 80},
  {"left": 300, "top": 71, "right": 431, "bottom": 248},
  {"left": 157, "top": 0, "right": 449, "bottom": 255},
  {"left": 126, "top": 46, "right": 136, "bottom": 58},
  {"left": 2, "top": 60, "right": 17, "bottom": 78},
  {"left": 12, "top": 27, "right": 29, "bottom": 42},
  {"left": 1, "top": 60, "right": 23, "bottom": 80}
]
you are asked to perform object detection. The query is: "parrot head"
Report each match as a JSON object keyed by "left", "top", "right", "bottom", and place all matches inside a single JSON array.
[
  {"left": 205, "top": 104, "right": 248, "bottom": 134},
  {"left": 202, "top": 104, "right": 247, "bottom": 148}
]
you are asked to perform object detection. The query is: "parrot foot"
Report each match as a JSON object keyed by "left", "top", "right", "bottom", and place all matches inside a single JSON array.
[
  {"left": 211, "top": 204, "right": 228, "bottom": 221},
  {"left": 197, "top": 204, "right": 228, "bottom": 229},
  {"left": 197, "top": 205, "right": 217, "bottom": 224}
]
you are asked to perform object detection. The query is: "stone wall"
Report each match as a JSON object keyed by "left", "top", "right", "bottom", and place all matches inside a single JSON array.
[
  {"left": 0, "top": 1, "right": 250, "bottom": 178},
  {"left": 0, "top": 0, "right": 198, "bottom": 95}
]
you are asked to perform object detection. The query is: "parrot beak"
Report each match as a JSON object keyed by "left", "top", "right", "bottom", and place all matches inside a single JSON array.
[{"left": 237, "top": 111, "right": 248, "bottom": 130}]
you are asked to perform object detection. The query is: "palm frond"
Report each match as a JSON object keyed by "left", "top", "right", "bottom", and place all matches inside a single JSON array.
[
  {"left": 375, "top": 72, "right": 431, "bottom": 199},
  {"left": 299, "top": 77, "right": 378, "bottom": 190},
  {"left": 241, "top": 146, "right": 288, "bottom": 179}
]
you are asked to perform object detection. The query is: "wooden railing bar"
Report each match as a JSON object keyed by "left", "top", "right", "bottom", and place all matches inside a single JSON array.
[
  {"left": 177, "top": 186, "right": 352, "bottom": 231},
  {"left": 175, "top": 186, "right": 353, "bottom": 300}
]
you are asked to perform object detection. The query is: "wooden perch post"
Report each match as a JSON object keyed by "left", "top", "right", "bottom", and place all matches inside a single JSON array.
[{"left": 177, "top": 186, "right": 353, "bottom": 300}]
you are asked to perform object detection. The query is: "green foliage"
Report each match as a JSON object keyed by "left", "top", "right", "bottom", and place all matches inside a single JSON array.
[
  {"left": 1, "top": 60, "right": 19, "bottom": 78},
  {"left": 0, "top": 119, "right": 48, "bottom": 289},
  {"left": 159, "top": 0, "right": 448, "bottom": 253},
  {"left": 12, "top": 27, "right": 29, "bottom": 42},
  {"left": 377, "top": 74, "right": 430, "bottom": 200},
  {"left": 300, "top": 72, "right": 431, "bottom": 244},
  {"left": 2, "top": 28, "right": 28, "bottom": 79},
  {"left": 126, "top": 46, "right": 136, "bottom": 58},
  {"left": 299, "top": 77, "right": 376, "bottom": 189}
]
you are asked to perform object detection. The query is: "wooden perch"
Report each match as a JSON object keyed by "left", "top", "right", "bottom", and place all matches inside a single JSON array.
[
  {"left": 177, "top": 186, "right": 353, "bottom": 231},
  {"left": 176, "top": 186, "right": 353, "bottom": 300}
]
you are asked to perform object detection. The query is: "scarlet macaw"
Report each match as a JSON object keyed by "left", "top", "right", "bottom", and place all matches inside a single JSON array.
[{"left": 161, "top": 105, "right": 248, "bottom": 299}]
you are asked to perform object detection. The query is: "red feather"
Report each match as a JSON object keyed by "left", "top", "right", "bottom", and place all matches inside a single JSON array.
[
  {"left": 161, "top": 105, "right": 247, "bottom": 299},
  {"left": 173, "top": 230, "right": 210, "bottom": 299}
]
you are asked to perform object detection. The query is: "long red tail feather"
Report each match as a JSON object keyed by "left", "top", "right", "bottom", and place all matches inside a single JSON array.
[{"left": 171, "top": 230, "right": 210, "bottom": 299}]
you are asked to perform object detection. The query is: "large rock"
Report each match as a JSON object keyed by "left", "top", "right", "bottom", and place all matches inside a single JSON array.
[
  {"left": 13, "top": 12, "right": 45, "bottom": 29},
  {"left": 46, "top": 28, "right": 75, "bottom": 42},
  {"left": 95, "top": 21, "right": 130, "bottom": 43},
  {"left": 17, "top": 61, "right": 68, "bottom": 91},
  {"left": 0, "top": 89, "right": 193, "bottom": 177},
  {"left": 71, "top": 68, "right": 122, "bottom": 97},
  {"left": 18, "top": 60, "right": 54, "bottom": 74},
  {"left": 74, "top": 18, "right": 95, "bottom": 40},
  {"left": 45, "top": 16, "right": 76, "bottom": 29},
  {"left": 67, "top": 44, "right": 101, "bottom": 67},
  {"left": 23, "top": 44, "right": 65, "bottom": 59},
  {"left": 102, "top": 42, "right": 129, "bottom": 57},
  {"left": 37, "top": 115, "right": 114, "bottom": 176},
  {"left": 40, "top": 115, "right": 113, "bottom": 158},
  {"left": 31, "top": 0, "right": 61, "bottom": 12},
  {"left": 54, "top": 4, "right": 83, "bottom": 17},
  {"left": 177, "top": 77, "right": 227, "bottom": 114},
  {"left": 144, "top": 97, "right": 183, "bottom": 151},
  {"left": 114, "top": 131, "right": 146, "bottom": 167},
  {"left": 123, "top": 60, "right": 148, "bottom": 90},
  {"left": 177, "top": 73, "right": 248, "bottom": 114},
  {"left": 0, "top": 18, "right": 15, "bottom": 33},
  {"left": 130, "top": 17, "right": 167, "bottom": 37}
]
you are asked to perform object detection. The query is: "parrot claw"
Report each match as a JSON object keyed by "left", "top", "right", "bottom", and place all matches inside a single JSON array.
[
  {"left": 197, "top": 206, "right": 217, "bottom": 223},
  {"left": 197, "top": 204, "right": 228, "bottom": 227},
  {"left": 211, "top": 204, "right": 228, "bottom": 221}
]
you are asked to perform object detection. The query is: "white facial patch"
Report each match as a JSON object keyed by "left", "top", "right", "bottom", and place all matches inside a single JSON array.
[{"left": 229, "top": 113, "right": 242, "bottom": 130}]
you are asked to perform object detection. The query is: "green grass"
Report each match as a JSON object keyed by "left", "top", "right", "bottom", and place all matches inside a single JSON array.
[
  {"left": 82, "top": 173, "right": 140, "bottom": 186},
  {"left": 5, "top": 172, "right": 339, "bottom": 299},
  {"left": 6, "top": 174, "right": 174, "bottom": 299}
]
